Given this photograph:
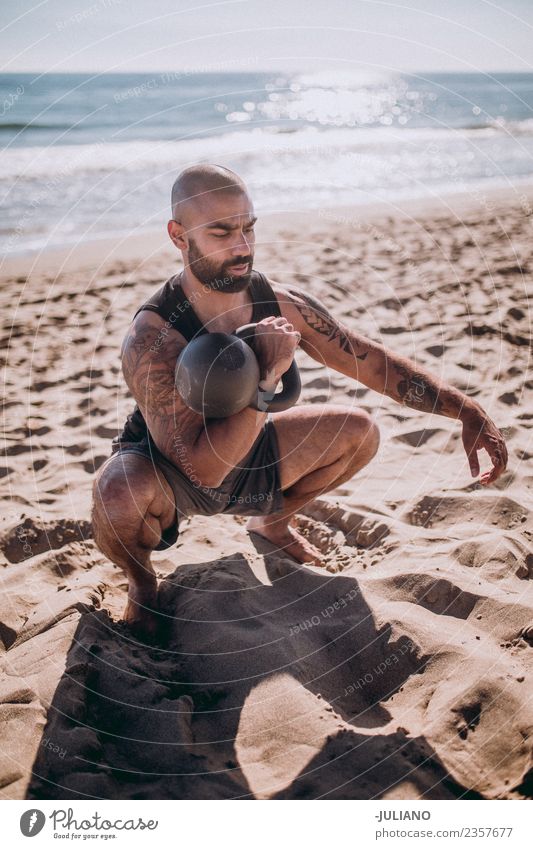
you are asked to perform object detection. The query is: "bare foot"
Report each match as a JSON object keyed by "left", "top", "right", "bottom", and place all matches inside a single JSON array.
[
  {"left": 122, "top": 581, "right": 162, "bottom": 642},
  {"left": 246, "top": 516, "right": 325, "bottom": 567}
]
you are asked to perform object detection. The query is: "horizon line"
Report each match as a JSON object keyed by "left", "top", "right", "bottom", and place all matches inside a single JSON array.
[{"left": 2, "top": 67, "right": 532, "bottom": 76}]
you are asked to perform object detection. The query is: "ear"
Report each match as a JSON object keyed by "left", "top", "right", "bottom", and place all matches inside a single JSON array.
[{"left": 167, "top": 219, "right": 188, "bottom": 251}]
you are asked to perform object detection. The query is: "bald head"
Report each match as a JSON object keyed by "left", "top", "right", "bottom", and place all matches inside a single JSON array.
[
  {"left": 171, "top": 164, "right": 248, "bottom": 223},
  {"left": 167, "top": 164, "right": 256, "bottom": 292}
]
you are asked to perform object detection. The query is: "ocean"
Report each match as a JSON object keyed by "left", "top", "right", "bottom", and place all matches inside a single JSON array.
[{"left": 1, "top": 69, "right": 533, "bottom": 254}]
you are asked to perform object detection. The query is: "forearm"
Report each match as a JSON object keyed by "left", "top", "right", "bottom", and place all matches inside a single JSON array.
[
  {"left": 299, "top": 324, "right": 479, "bottom": 421},
  {"left": 191, "top": 363, "right": 286, "bottom": 485},
  {"left": 142, "top": 370, "right": 273, "bottom": 489},
  {"left": 190, "top": 404, "right": 269, "bottom": 487},
  {"left": 378, "top": 350, "right": 481, "bottom": 420},
  {"left": 286, "top": 286, "right": 470, "bottom": 420},
  {"left": 285, "top": 285, "right": 482, "bottom": 422}
]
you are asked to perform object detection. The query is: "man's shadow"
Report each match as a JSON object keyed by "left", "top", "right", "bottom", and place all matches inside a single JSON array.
[{"left": 26, "top": 549, "right": 463, "bottom": 799}]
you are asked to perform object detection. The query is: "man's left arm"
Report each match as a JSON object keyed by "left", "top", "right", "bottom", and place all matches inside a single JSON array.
[{"left": 276, "top": 284, "right": 508, "bottom": 486}]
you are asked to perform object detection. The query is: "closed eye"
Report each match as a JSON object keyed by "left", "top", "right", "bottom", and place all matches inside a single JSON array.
[{"left": 211, "top": 226, "right": 255, "bottom": 238}]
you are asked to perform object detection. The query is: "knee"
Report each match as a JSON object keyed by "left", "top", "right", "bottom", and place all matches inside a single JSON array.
[
  {"left": 363, "top": 415, "right": 381, "bottom": 459},
  {"left": 347, "top": 411, "right": 380, "bottom": 462},
  {"left": 92, "top": 463, "right": 156, "bottom": 547}
]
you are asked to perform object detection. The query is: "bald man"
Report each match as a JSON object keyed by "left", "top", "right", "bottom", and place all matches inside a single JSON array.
[{"left": 92, "top": 164, "right": 508, "bottom": 639}]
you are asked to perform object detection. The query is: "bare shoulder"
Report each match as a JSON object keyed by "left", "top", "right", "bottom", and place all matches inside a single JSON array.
[
  {"left": 265, "top": 277, "right": 343, "bottom": 337},
  {"left": 264, "top": 276, "right": 375, "bottom": 363},
  {"left": 265, "top": 277, "right": 334, "bottom": 323},
  {"left": 121, "top": 310, "right": 186, "bottom": 378}
]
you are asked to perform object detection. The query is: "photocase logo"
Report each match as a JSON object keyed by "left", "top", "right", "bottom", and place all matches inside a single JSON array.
[{"left": 20, "top": 809, "right": 46, "bottom": 837}]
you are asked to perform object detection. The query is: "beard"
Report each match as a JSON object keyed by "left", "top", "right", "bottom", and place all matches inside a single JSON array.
[{"left": 187, "top": 236, "right": 253, "bottom": 293}]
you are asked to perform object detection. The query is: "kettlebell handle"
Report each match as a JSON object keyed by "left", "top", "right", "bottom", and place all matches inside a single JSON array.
[{"left": 234, "top": 323, "right": 301, "bottom": 413}]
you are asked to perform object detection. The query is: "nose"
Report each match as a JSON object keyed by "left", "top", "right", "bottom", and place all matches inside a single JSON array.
[{"left": 230, "top": 228, "right": 252, "bottom": 256}]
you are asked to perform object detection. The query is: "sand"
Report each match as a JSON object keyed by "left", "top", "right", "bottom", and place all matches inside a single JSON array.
[{"left": 1, "top": 186, "right": 532, "bottom": 800}]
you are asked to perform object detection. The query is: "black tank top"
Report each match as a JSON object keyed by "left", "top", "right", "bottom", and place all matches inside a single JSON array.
[{"left": 116, "top": 269, "right": 282, "bottom": 443}]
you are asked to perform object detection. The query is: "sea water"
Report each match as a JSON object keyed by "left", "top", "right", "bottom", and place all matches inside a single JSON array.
[{"left": 1, "top": 69, "right": 532, "bottom": 253}]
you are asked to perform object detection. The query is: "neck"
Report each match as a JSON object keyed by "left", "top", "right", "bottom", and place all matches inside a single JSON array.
[{"left": 179, "top": 266, "right": 252, "bottom": 329}]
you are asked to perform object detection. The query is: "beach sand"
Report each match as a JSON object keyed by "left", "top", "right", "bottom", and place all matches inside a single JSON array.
[{"left": 1, "top": 186, "right": 532, "bottom": 800}]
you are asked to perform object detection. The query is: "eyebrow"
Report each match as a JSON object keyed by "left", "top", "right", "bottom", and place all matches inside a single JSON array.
[{"left": 206, "top": 216, "right": 257, "bottom": 231}]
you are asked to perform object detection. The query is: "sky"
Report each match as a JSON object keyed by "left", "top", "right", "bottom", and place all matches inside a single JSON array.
[{"left": 1, "top": 0, "right": 533, "bottom": 75}]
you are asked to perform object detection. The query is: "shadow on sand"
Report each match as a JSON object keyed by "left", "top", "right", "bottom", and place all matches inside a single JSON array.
[{"left": 27, "top": 550, "right": 466, "bottom": 799}]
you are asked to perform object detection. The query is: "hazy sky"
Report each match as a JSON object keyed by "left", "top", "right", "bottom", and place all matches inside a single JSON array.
[{"left": 2, "top": 0, "right": 532, "bottom": 74}]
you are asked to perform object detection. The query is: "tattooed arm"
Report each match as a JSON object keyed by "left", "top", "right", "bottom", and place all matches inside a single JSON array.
[
  {"left": 275, "top": 284, "right": 508, "bottom": 484},
  {"left": 120, "top": 311, "right": 269, "bottom": 488},
  {"left": 276, "top": 284, "right": 461, "bottom": 414}
]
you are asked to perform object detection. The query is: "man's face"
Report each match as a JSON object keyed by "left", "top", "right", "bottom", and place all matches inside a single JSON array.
[{"left": 185, "top": 191, "right": 256, "bottom": 293}]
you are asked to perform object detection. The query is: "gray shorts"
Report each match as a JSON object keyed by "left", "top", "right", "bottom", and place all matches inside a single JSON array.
[{"left": 110, "top": 421, "right": 285, "bottom": 550}]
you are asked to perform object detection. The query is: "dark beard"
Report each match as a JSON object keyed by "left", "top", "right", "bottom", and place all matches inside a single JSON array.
[{"left": 187, "top": 236, "right": 253, "bottom": 293}]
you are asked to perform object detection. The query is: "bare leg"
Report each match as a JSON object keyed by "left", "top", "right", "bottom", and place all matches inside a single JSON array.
[
  {"left": 247, "top": 405, "right": 380, "bottom": 566},
  {"left": 92, "top": 452, "right": 177, "bottom": 640}
]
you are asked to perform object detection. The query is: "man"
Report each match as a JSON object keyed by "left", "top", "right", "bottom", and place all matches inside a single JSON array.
[{"left": 92, "top": 164, "right": 508, "bottom": 640}]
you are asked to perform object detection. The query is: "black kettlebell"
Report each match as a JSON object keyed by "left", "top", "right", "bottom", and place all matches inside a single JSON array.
[{"left": 175, "top": 322, "right": 301, "bottom": 418}]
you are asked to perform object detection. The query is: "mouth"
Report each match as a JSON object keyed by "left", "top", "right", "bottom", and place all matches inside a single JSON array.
[{"left": 229, "top": 262, "right": 250, "bottom": 275}]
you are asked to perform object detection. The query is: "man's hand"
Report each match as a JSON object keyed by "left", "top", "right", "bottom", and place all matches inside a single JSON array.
[
  {"left": 461, "top": 406, "right": 508, "bottom": 486},
  {"left": 254, "top": 315, "right": 301, "bottom": 389}
]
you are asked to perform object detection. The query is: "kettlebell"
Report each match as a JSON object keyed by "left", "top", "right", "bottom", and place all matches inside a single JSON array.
[{"left": 175, "top": 322, "right": 301, "bottom": 418}]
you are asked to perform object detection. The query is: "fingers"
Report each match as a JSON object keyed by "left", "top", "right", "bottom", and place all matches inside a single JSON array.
[
  {"left": 473, "top": 431, "right": 507, "bottom": 485},
  {"left": 501, "top": 437, "right": 509, "bottom": 467},
  {"left": 462, "top": 431, "right": 480, "bottom": 478},
  {"left": 480, "top": 465, "right": 501, "bottom": 486},
  {"left": 258, "top": 316, "right": 301, "bottom": 341},
  {"left": 260, "top": 315, "right": 289, "bottom": 327},
  {"left": 487, "top": 433, "right": 507, "bottom": 468},
  {"left": 469, "top": 454, "right": 480, "bottom": 478},
  {"left": 462, "top": 421, "right": 508, "bottom": 484},
  {"left": 284, "top": 324, "right": 301, "bottom": 341},
  {"left": 260, "top": 316, "right": 294, "bottom": 328},
  {"left": 481, "top": 444, "right": 507, "bottom": 485}
]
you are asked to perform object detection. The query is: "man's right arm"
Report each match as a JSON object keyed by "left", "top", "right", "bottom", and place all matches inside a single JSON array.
[{"left": 121, "top": 311, "right": 274, "bottom": 488}]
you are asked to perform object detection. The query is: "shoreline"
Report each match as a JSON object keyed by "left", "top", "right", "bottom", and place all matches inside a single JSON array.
[{"left": 2, "top": 181, "right": 533, "bottom": 281}]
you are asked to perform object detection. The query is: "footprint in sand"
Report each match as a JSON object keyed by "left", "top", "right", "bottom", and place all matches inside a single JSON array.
[
  {"left": 498, "top": 391, "right": 519, "bottom": 405},
  {"left": 405, "top": 494, "right": 528, "bottom": 530},
  {"left": 425, "top": 344, "right": 448, "bottom": 358},
  {"left": 424, "top": 674, "right": 533, "bottom": 797},
  {"left": 453, "top": 536, "right": 533, "bottom": 580},
  {"left": 379, "top": 573, "right": 480, "bottom": 619},
  {"left": 300, "top": 498, "right": 391, "bottom": 557},
  {"left": 82, "top": 456, "right": 108, "bottom": 473},
  {"left": 0, "top": 517, "right": 92, "bottom": 564},
  {"left": 393, "top": 428, "right": 444, "bottom": 448},
  {"left": 10, "top": 580, "right": 105, "bottom": 649}
]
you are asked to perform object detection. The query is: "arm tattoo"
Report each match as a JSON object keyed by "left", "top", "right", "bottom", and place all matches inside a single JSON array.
[
  {"left": 139, "top": 363, "right": 178, "bottom": 416},
  {"left": 288, "top": 287, "right": 368, "bottom": 360},
  {"left": 121, "top": 316, "right": 200, "bottom": 461},
  {"left": 395, "top": 364, "right": 444, "bottom": 414},
  {"left": 121, "top": 326, "right": 157, "bottom": 373}
]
